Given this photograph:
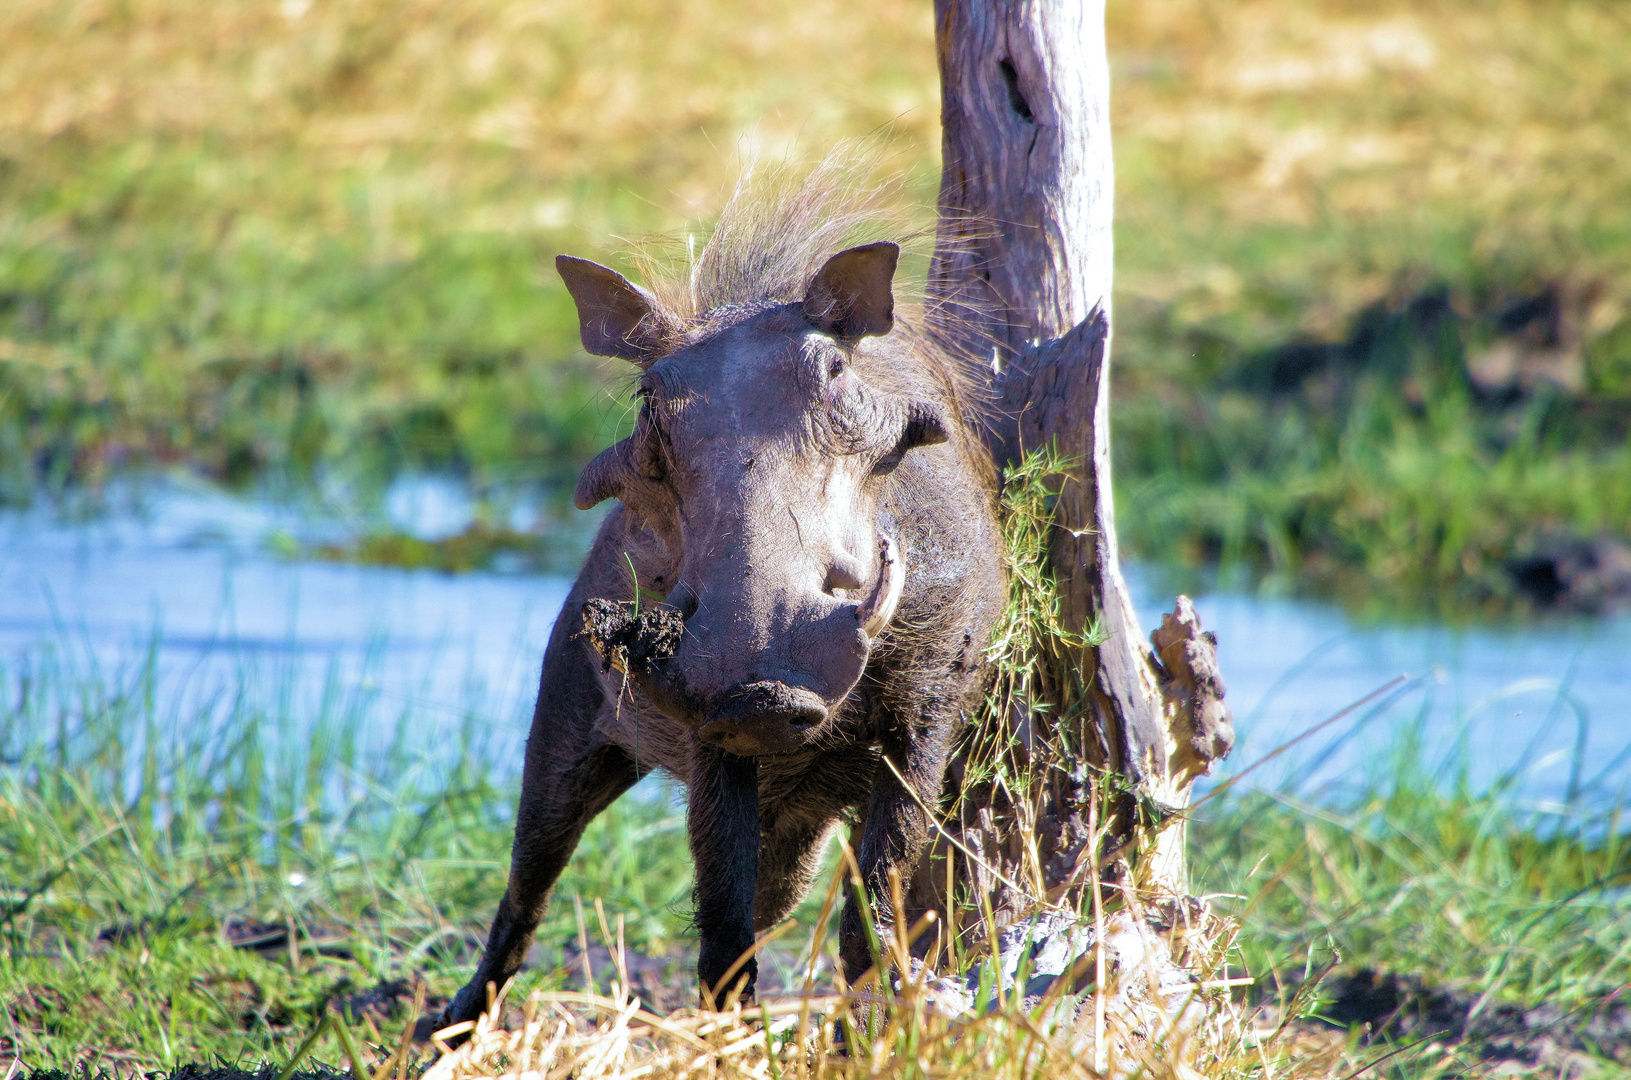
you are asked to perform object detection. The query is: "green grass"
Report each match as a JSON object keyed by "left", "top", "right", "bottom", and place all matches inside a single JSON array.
[
  {"left": 2, "top": 437, "right": 1628, "bottom": 1078},
  {"left": 0, "top": 0, "right": 942, "bottom": 508},
  {"left": 4, "top": 627, "right": 1628, "bottom": 1073},
  {"left": 0, "top": 185, "right": 611, "bottom": 502},
  {"left": 1194, "top": 763, "right": 1631, "bottom": 1035},
  {"left": 1114, "top": 293, "right": 1631, "bottom": 617},
  {"left": 1104, "top": 0, "right": 1631, "bottom": 614},
  {"left": 0, "top": 643, "right": 693, "bottom": 1069}
]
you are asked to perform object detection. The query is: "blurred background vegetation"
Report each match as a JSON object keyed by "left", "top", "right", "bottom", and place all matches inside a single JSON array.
[{"left": 3, "top": 0, "right": 1630, "bottom": 615}]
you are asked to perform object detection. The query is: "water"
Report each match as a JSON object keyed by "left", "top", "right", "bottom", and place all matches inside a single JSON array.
[
  {"left": 0, "top": 479, "right": 571, "bottom": 773},
  {"left": 2, "top": 479, "right": 1627, "bottom": 810}
]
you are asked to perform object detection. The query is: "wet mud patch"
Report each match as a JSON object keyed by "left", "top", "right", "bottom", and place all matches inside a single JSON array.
[
  {"left": 580, "top": 598, "right": 684, "bottom": 675},
  {"left": 1283, "top": 969, "right": 1631, "bottom": 1072},
  {"left": 1505, "top": 533, "right": 1631, "bottom": 613}
]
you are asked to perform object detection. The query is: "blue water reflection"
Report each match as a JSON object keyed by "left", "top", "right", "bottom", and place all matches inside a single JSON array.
[{"left": 2, "top": 482, "right": 1626, "bottom": 811}]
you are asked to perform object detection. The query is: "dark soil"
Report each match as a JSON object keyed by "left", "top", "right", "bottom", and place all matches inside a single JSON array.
[
  {"left": 1313, "top": 969, "right": 1631, "bottom": 1071},
  {"left": 223, "top": 918, "right": 356, "bottom": 959},
  {"left": 1505, "top": 534, "right": 1631, "bottom": 613}
]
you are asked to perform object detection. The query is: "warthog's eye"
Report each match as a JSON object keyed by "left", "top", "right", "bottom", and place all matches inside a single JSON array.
[
  {"left": 635, "top": 388, "right": 663, "bottom": 439},
  {"left": 828, "top": 357, "right": 845, "bottom": 379}
]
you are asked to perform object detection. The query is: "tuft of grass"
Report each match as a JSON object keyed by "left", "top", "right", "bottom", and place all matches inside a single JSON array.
[{"left": 958, "top": 443, "right": 1108, "bottom": 801}]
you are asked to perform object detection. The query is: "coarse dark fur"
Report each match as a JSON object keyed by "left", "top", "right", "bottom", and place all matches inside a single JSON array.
[{"left": 442, "top": 164, "right": 1006, "bottom": 1028}]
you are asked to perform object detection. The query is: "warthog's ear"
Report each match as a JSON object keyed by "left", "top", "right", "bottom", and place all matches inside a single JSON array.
[
  {"left": 804, "top": 242, "right": 899, "bottom": 341},
  {"left": 557, "top": 256, "right": 676, "bottom": 364},
  {"left": 574, "top": 437, "right": 633, "bottom": 510}
]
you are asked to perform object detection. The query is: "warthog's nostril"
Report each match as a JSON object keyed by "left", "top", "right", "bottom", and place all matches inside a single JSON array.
[
  {"left": 666, "top": 580, "right": 701, "bottom": 621},
  {"left": 706, "top": 681, "right": 828, "bottom": 733},
  {"left": 782, "top": 702, "right": 824, "bottom": 730}
]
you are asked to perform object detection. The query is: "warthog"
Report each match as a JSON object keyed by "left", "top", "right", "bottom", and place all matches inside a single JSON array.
[{"left": 443, "top": 192, "right": 1005, "bottom": 1025}]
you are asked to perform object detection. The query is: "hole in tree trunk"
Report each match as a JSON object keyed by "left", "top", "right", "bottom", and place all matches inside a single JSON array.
[{"left": 998, "top": 58, "right": 1035, "bottom": 123}]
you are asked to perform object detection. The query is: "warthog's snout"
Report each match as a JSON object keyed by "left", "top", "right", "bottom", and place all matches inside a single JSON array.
[{"left": 701, "top": 681, "right": 829, "bottom": 756}]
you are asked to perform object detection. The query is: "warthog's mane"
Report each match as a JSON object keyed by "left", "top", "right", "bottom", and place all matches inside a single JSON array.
[{"left": 621, "top": 151, "right": 993, "bottom": 448}]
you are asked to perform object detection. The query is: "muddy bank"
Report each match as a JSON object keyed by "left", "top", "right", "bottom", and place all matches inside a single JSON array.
[{"left": 1268, "top": 968, "right": 1631, "bottom": 1073}]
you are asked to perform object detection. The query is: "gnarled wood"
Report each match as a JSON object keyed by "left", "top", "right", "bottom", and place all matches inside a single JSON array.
[{"left": 926, "top": 0, "right": 1233, "bottom": 916}]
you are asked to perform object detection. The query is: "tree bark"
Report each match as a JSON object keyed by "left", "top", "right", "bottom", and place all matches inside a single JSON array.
[{"left": 925, "top": 0, "right": 1234, "bottom": 921}]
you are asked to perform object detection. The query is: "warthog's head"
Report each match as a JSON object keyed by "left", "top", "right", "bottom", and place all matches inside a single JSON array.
[{"left": 563, "top": 242, "right": 959, "bottom": 756}]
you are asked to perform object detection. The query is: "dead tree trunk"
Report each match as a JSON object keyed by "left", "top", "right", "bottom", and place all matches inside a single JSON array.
[{"left": 923, "top": 0, "right": 1234, "bottom": 927}]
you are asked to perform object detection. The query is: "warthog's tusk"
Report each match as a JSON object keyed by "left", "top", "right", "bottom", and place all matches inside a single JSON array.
[{"left": 856, "top": 534, "right": 905, "bottom": 640}]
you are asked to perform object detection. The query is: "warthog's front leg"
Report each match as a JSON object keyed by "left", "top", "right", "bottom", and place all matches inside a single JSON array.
[
  {"left": 441, "top": 622, "right": 643, "bottom": 1034},
  {"left": 442, "top": 731, "right": 640, "bottom": 1031},
  {"left": 838, "top": 704, "right": 959, "bottom": 984},
  {"left": 688, "top": 744, "right": 760, "bottom": 1008}
]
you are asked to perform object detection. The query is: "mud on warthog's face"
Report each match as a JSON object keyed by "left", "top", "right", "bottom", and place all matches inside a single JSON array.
[{"left": 562, "top": 242, "right": 952, "bottom": 756}]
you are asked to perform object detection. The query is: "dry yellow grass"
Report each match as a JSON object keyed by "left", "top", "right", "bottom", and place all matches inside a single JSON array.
[
  {"left": 6, "top": 0, "right": 1624, "bottom": 352},
  {"left": 420, "top": 986, "right": 1246, "bottom": 1080},
  {"left": 1109, "top": 0, "right": 1631, "bottom": 342},
  {"left": 416, "top": 901, "right": 1273, "bottom": 1080},
  {"left": 0, "top": 0, "right": 940, "bottom": 244},
  {"left": 406, "top": 826, "right": 1338, "bottom": 1080}
]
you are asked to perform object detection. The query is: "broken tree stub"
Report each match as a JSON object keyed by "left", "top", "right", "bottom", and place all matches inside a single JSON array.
[{"left": 923, "top": 0, "right": 1235, "bottom": 925}]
